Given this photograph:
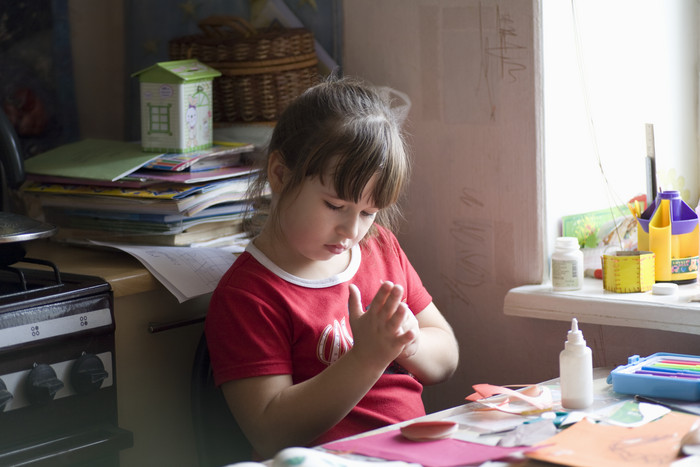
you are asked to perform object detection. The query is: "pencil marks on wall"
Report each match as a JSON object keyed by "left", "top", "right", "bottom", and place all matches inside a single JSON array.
[
  {"left": 434, "top": 1, "right": 528, "bottom": 124},
  {"left": 459, "top": 187, "right": 485, "bottom": 208},
  {"left": 442, "top": 189, "right": 492, "bottom": 307},
  {"left": 483, "top": 4, "right": 528, "bottom": 83},
  {"left": 478, "top": 3, "right": 528, "bottom": 122}
]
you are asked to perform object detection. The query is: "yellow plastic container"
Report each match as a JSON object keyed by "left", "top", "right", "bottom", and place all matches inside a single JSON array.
[{"left": 637, "top": 190, "right": 699, "bottom": 284}]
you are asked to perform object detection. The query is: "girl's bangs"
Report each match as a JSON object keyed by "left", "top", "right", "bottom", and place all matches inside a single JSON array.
[{"left": 331, "top": 122, "right": 408, "bottom": 209}]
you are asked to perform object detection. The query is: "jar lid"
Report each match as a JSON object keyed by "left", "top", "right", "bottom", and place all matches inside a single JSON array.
[{"left": 555, "top": 237, "right": 580, "bottom": 249}]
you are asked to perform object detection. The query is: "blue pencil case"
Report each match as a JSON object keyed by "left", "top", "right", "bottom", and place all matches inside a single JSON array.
[{"left": 607, "top": 352, "right": 700, "bottom": 401}]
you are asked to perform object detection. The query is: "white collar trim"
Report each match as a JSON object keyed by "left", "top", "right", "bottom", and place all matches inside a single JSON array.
[{"left": 245, "top": 241, "right": 361, "bottom": 288}]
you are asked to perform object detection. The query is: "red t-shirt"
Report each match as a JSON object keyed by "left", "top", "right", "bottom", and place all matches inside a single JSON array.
[{"left": 206, "top": 226, "right": 432, "bottom": 446}]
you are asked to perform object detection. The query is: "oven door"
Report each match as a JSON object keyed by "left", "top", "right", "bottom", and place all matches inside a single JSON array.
[{"left": 0, "top": 424, "right": 133, "bottom": 467}]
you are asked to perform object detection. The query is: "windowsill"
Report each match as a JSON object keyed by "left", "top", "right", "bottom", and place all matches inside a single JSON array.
[{"left": 503, "top": 278, "right": 700, "bottom": 335}]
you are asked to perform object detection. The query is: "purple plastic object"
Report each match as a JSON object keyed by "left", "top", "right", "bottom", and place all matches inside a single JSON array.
[{"left": 637, "top": 190, "right": 698, "bottom": 235}]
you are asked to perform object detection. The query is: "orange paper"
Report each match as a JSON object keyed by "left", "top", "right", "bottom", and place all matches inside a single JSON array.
[{"left": 526, "top": 412, "right": 699, "bottom": 467}]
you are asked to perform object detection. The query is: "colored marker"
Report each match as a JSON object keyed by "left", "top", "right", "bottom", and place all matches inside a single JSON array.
[
  {"left": 641, "top": 366, "right": 700, "bottom": 376},
  {"left": 659, "top": 359, "right": 700, "bottom": 366},
  {"left": 651, "top": 363, "right": 700, "bottom": 372},
  {"left": 634, "top": 370, "right": 700, "bottom": 379}
]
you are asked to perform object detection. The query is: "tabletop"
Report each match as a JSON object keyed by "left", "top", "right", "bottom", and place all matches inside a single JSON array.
[
  {"left": 249, "top": 367, "right": 700, "bottom": 466},
  {"left": 308, "top": 366, "right": 699, "bottom": 467}
]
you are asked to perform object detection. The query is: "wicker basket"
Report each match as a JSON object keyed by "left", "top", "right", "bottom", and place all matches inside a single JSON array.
[{"left": 169, "top": 16, "right": 320, "bottom": 123}]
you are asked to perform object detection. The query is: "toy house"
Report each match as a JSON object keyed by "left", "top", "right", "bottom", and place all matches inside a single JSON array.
[{"left": 132, "top": 59, "right": 221, "bottom": 153}]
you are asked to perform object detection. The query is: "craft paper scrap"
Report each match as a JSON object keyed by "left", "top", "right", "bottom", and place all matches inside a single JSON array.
[
  {"left": 526, "top": 412, "right": 699, "bottom": 467},
  {"left": 444, "top": 409, "right": 527, "bottom": 435},
  {"left": 605, "top": 401, "right": 670, "bottom": 428},
  {"left": 323, "top": 429, "right": 537, "bottom": 467},
  {"left": 465, "top": 384, "right": 553, "bottom": 414}
]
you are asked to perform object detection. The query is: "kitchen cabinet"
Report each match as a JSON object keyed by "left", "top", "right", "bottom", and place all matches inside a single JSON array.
[{"left": 26, "top": 241, "right": 207, "bottom": 466}]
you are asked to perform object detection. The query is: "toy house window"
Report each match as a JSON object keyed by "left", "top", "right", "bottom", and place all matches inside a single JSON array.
[{"left": 148, "top": 103, "right": 172, "bottom": 135}]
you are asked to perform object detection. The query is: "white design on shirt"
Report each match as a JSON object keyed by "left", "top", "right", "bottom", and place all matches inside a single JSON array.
[{"left": 317, "top": 317, "right": 354, "bottom": 365}]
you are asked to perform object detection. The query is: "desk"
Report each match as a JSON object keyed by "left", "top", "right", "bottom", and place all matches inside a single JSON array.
[{"left": 292, "top": 367, "right": 698, "bottom": 467}]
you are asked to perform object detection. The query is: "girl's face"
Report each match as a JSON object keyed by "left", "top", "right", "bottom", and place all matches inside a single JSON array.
[{"left": 276, "top": 174, "right": 379, "bottom": 270}]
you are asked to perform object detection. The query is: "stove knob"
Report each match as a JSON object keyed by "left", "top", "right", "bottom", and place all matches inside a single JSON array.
[
  {"left": 25, "top": 363, "right": 64, "bottom": 404},
  {"left": 0, "top": 379, "right": 12, "bottom": 413},
  {"left": 71, "top": 353, "right": 108, "bottom": 394}
]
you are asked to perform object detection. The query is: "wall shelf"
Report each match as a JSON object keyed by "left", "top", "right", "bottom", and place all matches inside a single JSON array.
[{"left": 504, "top": 278, "right": 700, "bottom": 335}]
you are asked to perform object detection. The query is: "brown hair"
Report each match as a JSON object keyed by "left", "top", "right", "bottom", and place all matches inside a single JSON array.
[{"left": 245, "top": 76, "right": 411, "bottom": 239}]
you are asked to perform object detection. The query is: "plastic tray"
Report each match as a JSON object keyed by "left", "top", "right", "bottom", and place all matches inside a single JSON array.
[{"left": 608, "top": 352, "right": 700, "bottom": 401}]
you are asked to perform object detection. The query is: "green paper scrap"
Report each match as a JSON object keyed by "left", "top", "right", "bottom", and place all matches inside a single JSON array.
[{"left": 24, "top": 139, "right": 163, "bottom": 182}]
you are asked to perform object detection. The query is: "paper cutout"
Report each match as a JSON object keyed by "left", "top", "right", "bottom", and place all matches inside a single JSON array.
[
  {"left": 465, "top": 384, "right": 553, "bottom": 414},
  {"left": 498, "top": 419, "right": 557, "bottom": 447},
  {"left": 606, "top": 401, "right": 671, "bottom": 428},
  {"left": 323, "top": 429, "right": 536, "bottom": 467},
  {"left": 445, "top": 409, "right": 527, "bottom": 435},
  {"left": 526, "top": 412, "right": 700, "bottom": 467}
]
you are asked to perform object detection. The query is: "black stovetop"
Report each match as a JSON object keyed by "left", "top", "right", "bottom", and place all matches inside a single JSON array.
[{"left": 0, "top": 259, "right": 111, "bottom": 314}]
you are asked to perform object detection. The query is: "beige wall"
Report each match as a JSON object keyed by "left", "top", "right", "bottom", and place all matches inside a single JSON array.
[{"left": 343, "top": 0, "right": 547, "bottom": 412}]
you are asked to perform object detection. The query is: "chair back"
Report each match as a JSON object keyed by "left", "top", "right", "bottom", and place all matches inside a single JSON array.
[{"left": 191, "top": 333, "right": 252, "bottom": 466}]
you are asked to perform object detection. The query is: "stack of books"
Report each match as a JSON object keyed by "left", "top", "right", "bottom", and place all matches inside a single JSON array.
[{"left": 21, "top": 138, "right": 264, "bottom": 247}]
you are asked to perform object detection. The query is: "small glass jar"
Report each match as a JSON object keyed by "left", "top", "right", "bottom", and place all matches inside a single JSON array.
[{"left": 551, "top": 237, "right": 584, "bottom": 291}]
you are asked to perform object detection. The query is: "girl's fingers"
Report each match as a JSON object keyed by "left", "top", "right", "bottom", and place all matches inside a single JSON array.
[
  {"left": 368, "top": 281, "right": 393, "bottom": 313},
  {"left": 380, "top": 282, "right": 404, "bottom": 317},
  {"left": 388, "top": 301, "right": 409, "bottom": 333},
  {"left": 348, "top": 284, "right": 363, "bottom": 319}
]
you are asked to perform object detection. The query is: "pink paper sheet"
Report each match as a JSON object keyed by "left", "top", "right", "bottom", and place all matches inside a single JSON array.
[{"left": 323, "top": 429, "right": 535, "bottom": 467}]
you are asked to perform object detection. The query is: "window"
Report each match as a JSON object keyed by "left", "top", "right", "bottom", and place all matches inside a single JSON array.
[
  {"left": 543, "top": 0, "right": 698, "bottom": 256},
  {"left": 504, "top": 0, "right": 700, "bottom": 335}
]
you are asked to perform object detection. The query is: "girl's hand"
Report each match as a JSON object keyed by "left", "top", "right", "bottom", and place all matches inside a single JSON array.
[
  {"left": 396, "top": 302, "right": 420, "bottom": 360},
  {"left": 347, "top": 282, "right": 415, "bottom": 372}
]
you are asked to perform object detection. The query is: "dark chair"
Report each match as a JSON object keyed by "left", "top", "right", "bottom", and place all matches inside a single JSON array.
[{"left": 191, "top": 333, "right": 253, "bottom": 467}]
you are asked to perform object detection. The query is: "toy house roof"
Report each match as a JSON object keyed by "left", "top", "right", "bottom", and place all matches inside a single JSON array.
[{"left": 131, "top": 59, "right": 221, "bottom": 83}]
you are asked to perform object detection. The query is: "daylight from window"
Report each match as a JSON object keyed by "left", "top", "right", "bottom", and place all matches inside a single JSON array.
[{"left": 542, "top": 0, "right": 698, "bottom": 258}]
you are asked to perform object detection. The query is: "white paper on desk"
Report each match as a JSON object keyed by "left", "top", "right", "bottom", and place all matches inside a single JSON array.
[
  {"left": 90, "top": 241, "right": 236, "bottom": 303},
  {"left": 444, "top": 409, "right": 527, "bottom": 434}
]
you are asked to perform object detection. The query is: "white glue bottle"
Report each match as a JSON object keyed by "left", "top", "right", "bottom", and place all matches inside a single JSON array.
[
  {"left": 551, "top": 237, "right": 584, "bottom": 291},
  {"left": 559, "top": 318, "right": 593, "bottom": 409}
]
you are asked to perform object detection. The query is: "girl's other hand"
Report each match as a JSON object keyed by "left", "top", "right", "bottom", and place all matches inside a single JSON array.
[
  {"left": 347, "top": 282, "right": 415, "bottom": 371},
  {"left": 396, "top": 302, "right": 419, "bottom": 360}
]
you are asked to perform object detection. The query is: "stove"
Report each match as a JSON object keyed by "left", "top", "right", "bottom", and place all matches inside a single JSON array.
[{"left": 0, "top": 258, "right": 132, "bottom": 466}]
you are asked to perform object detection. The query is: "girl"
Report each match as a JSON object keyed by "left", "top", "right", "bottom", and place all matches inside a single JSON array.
[{"left": 205, "top": 76, "right": 459, "bottom": 459}]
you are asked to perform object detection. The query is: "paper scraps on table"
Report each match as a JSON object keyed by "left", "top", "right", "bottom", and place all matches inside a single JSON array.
[
  {"left": 605, "top": 400, "right": 671, "bottom": 428},
  {"left": 445, "top": 409, "right": 528, "bottom": 436},
  {"left": 526, "top": 411, "right": 700, "bottom": 467},
  {"left": 465, "top": 383, "right": 553, "bottom": 415},
  {"left": 498, "top": 419, "right": 557, "bottom": 447},
  {"left": 323, "top": 429, "right": 538, "bottom": 467}
]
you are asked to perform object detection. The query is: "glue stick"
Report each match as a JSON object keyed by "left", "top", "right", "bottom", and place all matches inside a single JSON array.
[{"left": 559, "top": 318, "right": 593, "bottom": 409}]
